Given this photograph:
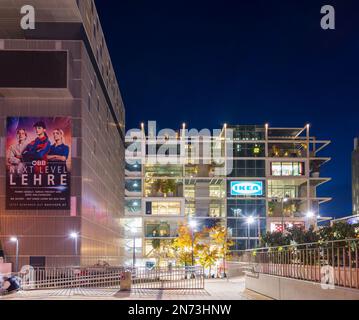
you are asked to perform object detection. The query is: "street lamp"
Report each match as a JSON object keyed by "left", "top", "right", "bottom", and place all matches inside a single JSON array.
[
  {"left": 246, "top": 216, "right": 255, "bottom": 249},
  {"left": 70, "top": 232, "right": 79, "bottom": 256},
  {"left": 10, "top": 237, "right": 19, "bottom": 272},
  {"left": 189, "top": 220, "right": 197, "bottom": 267},
  {"left": 281, "top": 197, "right": 288, "bottom": 232},
  {"left": 306, "top": 211, "right": 314, "bottom": 218},
  {"left": 305, "top": 211, "right": 315, "bottom": 229},
  {"left": 131, "top": 227, "right": 137, "bottom": 268}
]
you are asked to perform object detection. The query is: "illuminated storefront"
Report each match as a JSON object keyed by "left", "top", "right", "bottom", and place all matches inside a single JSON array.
[{"left": 123, "top": 123, "right": 331, "bottom": 265}]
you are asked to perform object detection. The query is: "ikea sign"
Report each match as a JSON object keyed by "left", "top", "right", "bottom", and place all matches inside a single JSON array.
[{"left": 230, "top": 181, "right": 263, "bottom": 196}]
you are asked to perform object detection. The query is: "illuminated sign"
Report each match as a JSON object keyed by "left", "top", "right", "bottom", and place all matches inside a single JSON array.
[
  {"left": 6, "top": 117, "right": 71, "bottom": 210},
  {"left": 230, "top": 181, "right": 263, "bottom": 196}
]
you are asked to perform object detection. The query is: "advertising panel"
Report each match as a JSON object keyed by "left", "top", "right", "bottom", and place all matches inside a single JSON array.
[
  {"left": 230, "top": 181, "right": 263, "bottom": 196},
  {"left": 6, "top": 117, "right": 71, "bottom": 210}
]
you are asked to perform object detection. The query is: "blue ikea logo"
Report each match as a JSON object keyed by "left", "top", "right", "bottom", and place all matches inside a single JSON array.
[{"left": 230, "top": 181, "right": 263, "bottom": 196}]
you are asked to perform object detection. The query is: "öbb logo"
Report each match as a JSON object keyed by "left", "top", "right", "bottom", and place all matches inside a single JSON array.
[{"left": 230, "top": 181, "right": 263, "bottom": 196}]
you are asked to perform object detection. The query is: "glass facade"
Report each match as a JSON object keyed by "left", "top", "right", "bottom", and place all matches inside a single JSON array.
[
  {"left": 125, "top": 199, "right": 142, "bottom": 214},
  {"left": 231, "top": 143, "right": 265, "bottom": 157},
  {"left": 229, "top": 125, "right": 265, "bottom": 141},
  {"left": 123, "top": 123, "right": 330, "bottom": 265},
  {"left": 227, "top": 199, "right": 266, "bottom": 218},
  {"left": 271, "top": 162, "right": 305, "bottom": 176},
  {"left": 227, "top": 160, "right": 265, "bottom": 177},
  {"left": 145, "top": 201, "right": 181, "bottom": 216},
  {"left": 125, "top": 179, "right": 141, "bottom": 193}
]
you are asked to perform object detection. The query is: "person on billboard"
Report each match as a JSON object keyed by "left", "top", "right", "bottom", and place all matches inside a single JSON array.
[
  {"left": 7, "top": 128, "right": 28, "bottom": 173},
  {"left": 47, "top": 128, "right": 70, "bottom": 171},
  {"left": 22, "top": 121, "right": 51, "bottom": 163}
]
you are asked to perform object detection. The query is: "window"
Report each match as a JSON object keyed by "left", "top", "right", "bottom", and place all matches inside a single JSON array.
[
  {"left": 144, "top": 178, "right": 183, "bottom": 197},
  {"left": 125, "top": 199, "right": 141, "bottom": 214},
  {"left": 231, "top": 143, "right": 265, "bottom": 157},
  {"left": 227, "top": 160, "right": 265, "bottom": 177},
  {"left": 125, "top": 179, "right": 141, "bottom": 193},
  {"left": 227, "top": 199, "right": 266, "bottom": 218},
  {"left": 146, "top": 201, "right": 181, "bottom": 216},
  {"left": 144, "top": 164, "right": 182, "bottom": 178},
  {"left": 145, "top": 221, "right": 178, "bottom": 237},
  {"left": 271, "top": 162, "right": 305, "bottom": 176}
]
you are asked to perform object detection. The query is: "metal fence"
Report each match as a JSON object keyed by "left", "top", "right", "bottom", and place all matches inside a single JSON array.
[
  {"left": 16, "top": 266, "right": 205, "bottom": 291},
  {"left": 19, "top": 266, "right": 126, "bottom": 290},
  {"left": 238, "top": 238, "right": 359, "bottom": 289},
  {"left": 132, "top": 266, "right": 205, "bottom": 290}
]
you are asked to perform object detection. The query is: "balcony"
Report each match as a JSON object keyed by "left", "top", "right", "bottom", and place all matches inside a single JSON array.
[
  {"left": 268, "top": 143, "right": 307, "bottom": 158},
  {"left": 268, "top": 198, "right": 308, "bottom": 218},
  {"left": 145, "top": 221, "right": 179, "bottom": 238},
  {"left": 144, "top": 178, "right": 183, "bottom": 197}
]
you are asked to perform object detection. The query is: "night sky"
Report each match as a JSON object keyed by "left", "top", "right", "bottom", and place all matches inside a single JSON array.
[{"left": 95, "top": 0, "right": 359, "bottom": 218}]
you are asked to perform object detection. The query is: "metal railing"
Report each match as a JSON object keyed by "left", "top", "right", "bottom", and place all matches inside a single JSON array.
[
  {"left": 15, "top": 265, "right": 205, "bottom": 291},
  {"left": 238, "top": 238, "right": 359, "bottom": 289},
  {"left": 19, "top": 266, "right": 127, "bottom": 290},
  {"left": 132, "top": 266, "right": 205, "bottom": 290},
  {"left": 2, "top": 255, "right": 122, "bottom": 268}
]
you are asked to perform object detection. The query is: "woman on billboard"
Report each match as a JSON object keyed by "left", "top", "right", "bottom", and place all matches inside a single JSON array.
[
  {"left": 7, "top": 128, "right": 28, "bottom": 173},
  {"left": 47, "top": 128, "right": 70, "bottom": 171}
]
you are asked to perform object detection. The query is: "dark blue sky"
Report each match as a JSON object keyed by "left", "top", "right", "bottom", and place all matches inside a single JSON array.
[{"left": 95, "top": 0, "right": 359, "bottom": 218}]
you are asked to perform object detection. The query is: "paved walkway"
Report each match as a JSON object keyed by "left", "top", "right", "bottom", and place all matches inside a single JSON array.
[{"left": 0, "top": 277, "right": 271, "bottom": 300}]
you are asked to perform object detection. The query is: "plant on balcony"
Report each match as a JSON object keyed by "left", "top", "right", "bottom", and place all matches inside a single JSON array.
[
  {"left": 163, "top": 179, "right": 176, "bottom": 196},
  {"left": 310, "top": 160, "right": 320, "bottom": 177},
  {"left": 268, "top": 202, "right": 275, "bottom": 216},
  {"left": 152, "top": 179, "right": 165, "bottom": 195}
]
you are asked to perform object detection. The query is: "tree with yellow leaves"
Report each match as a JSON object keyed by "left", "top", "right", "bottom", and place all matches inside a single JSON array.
[
  {"left": 151, "top": 239, "right": 174, "bottom": 266},
  {"left": 172, "top": 223, "right": 202, "bottom": 266},
  {"left": 198, "top": 244, "right": 219, "bottom": 278},
  {"left": 208, "top": 225, "right": 234, "bottom": 277}
]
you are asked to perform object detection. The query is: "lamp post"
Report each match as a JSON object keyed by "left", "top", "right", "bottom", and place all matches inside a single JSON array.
[
  {"left": 70, "top": 232, "right": 78, "bottom": 256},
  {"left": 189, "top": 220, "right": 197, "bottom": 267},
  {"left": 281, "top": 197, "right": 288, "bottom": 232},
  {"left": 10, "top": 237, "right": 19, "bottom": 272},
  {"left": 246, "top": 216, "right": 255, "bottom": 249},
  {"left": 131, "top": 227, "right": 137, "bottom": 268},
  {"left": 306, "top": 211, "right": 314, "bottom": 229}
]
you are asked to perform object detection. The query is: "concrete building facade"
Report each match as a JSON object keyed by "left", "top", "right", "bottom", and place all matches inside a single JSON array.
[{"left": 0, "top": 0, "right": 125, "bottom": 268}]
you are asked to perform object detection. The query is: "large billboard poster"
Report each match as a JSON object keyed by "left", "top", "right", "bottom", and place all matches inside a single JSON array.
[{"left": 6, "top": 117, "right": 71, "bottom": 210}]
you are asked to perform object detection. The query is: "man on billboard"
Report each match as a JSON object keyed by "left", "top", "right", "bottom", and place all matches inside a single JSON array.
[
  {"left": 7, "top": 128, "right": 28, "bottom": 173},
  {"left": 22, "top": 121, "right": 51, "bottom": 163}
]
